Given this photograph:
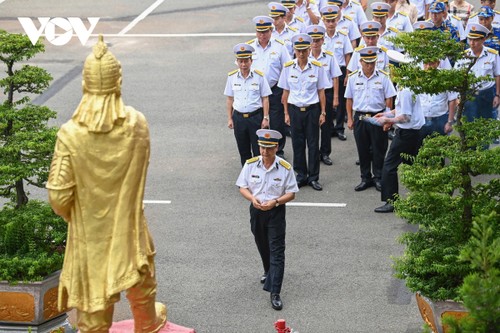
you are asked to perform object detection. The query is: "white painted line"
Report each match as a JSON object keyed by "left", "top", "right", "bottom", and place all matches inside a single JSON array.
[
  {"left": 0, "top": 0, "right": 7, "bottom": 5},
  {"left": 287, "top": 202, "right": 347, "bottom": 208},
  {"left": 144, "top": 200, "right": 171, "bottom": 204},
  {"left": 100, "top": 33, "right": 255, "bottom": 38},
  {"left": 118, "top": 0, "right": 165, "bottom": 35}
]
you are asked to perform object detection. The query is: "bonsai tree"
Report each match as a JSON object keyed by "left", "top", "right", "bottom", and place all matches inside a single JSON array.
[
  {"left": 0, "top": 30, "right": 66, "bottom": 282},
  {"left": 388, "top": 29, "right": 500, "bottom": 301}
]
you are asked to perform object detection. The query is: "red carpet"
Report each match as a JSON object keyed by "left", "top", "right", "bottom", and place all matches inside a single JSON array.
[{"left": 110, "top": 320, "right": 196, "bottom": 333}]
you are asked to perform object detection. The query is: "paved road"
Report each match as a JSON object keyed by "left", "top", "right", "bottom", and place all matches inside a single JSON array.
[{"left": 1, "top": 0, "right": 485, "bottom": 331}]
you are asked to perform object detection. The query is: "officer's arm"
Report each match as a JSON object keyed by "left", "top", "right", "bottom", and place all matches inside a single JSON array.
[
  {"left": 385, "top": 97, "right": 393, "bottom": 109},
  {"left": 282, "top": 89, "right": 290, "bottom": 116},
  {"left": 226, "top": 97, "right": 234, "bottom": 128}
]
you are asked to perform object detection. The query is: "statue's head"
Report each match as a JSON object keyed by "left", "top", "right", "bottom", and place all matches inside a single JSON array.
[{"left": 82, "top": 35, "right": 122, "bottom": 95}]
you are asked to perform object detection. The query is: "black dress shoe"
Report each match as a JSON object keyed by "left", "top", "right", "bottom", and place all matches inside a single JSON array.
[
  {"left": 374, "top": 202, "right": 394, "bottom": 213},
  {"left": 309, "top": 180, "right": 323, "bottom": 191},
  {"left": 337, "top": 133, "right": 347, "bottom": 141},
  {"left": 260, "top": 272, "right": 267, "bottom": 284},
  {"left": 375, "top": 181, "right": 382, "bottom": 192},
  {"left": 321, "top": 155, "right": 333, "bottom": 165},
  {"left": 355, "top": 160, "right": 360, "bottom": 165},
  {"left": 297, "top": 181, "right": 307, "bottom": 188},
  {"left": 354, "top": 181, "right": 374, "bottom": 191},
  {"left": 270, "top": 293, "right": 283, "bottom": 310}
]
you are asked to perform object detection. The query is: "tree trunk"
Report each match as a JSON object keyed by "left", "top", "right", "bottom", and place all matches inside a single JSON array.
[{"left": 15, "top": 179, "right": 28, "bottom": 208}]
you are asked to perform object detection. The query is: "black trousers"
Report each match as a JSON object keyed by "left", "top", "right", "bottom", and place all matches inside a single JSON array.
[
  {"left": 381, "top": 128, "right": 422, "bottom": 202},
  {"left": 320, "top": 87, "right": 334, "bottom": 157},
  {"left": 289, "top": 103, "right": 321, "bottom": 184},
  {"left": 269, "top": 85, "right": 287, "bottom": 156},
  {"left": 233, "top": 109, "right": 263, "bottom": 166},
  {"left": 332, "top": 66, "right": 347, "bottom": 135},
  {"left": 250, "top": 204, "right": 286, "bottom": 294},
  {"left": 353, "top": 111, "right": 388, "bottom": 182}
]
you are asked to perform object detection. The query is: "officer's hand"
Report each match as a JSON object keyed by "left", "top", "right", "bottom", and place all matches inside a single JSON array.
[
  {"left": 285, "top": 113, "right": 291, "bottom": 126},
  {"left": 382, "top": 123, "right": 392, "bottom": 132},
  {"left": 333, "top": 96, "right": 339, "bottom": 108},
  {"left": 261, "top": 118, "right": 269, "bottom": 129},
  {"left": 319, "top": 113, "right": 326, "bottom": 126},
  {"left": 347, "top": 118, "right": 354, "bottom": 130},
  {"left": 252, "top": 197, "right": 262, "bottom": 210},
  {"left": 493, "top": 96, "right": 500, "bottom": 108},
  {"left": 444, "top": 122, "right": 453, "bottom": 134},
  {"left": 260, "top": 201, "right": 274, "bottom": 211},
  {"left": 228, "top": 119, "right": 234, "bottom": 129}
]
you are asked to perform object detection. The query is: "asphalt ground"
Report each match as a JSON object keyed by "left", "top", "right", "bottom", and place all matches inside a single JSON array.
[{"left": 0, "top": 0, "right": 488, "bottom": 332}]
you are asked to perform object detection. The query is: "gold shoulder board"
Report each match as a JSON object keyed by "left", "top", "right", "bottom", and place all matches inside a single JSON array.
[
  {"left": 246, "top": 38, "right": 256, "bottom": 44},
  {"left": 246, "top": 156, "right": 259, "bottom": 164},
  {"left": 451, "top": 14, "right": 461, "bottom": 21},
  {"left": 254, "top": 69, "right": 264, "bottom": 76},
  {"left": 348, "top": 70, "right": 358, "bottom": 77},
  {"left": 495, "top": 10, "right": 500, "bottom": 14},
  {"left": 399, "top": 11, "right": 408, "bottom": 17},
  {"left": 351, "top": 0, "right": 360, "bottom": 5},
  {"left": 228, "top": 69, "right": 238, "bottom": 76},
  {"left": 311, "top": 60, "right": 322, "bottom": 67},
  {"left": 380, "top": 69, "right": 389, "bottom": 75},
  {"left": 310, "top": 0, "right": 316, "bottom": 4},
  {"left": 274, "top": 38, "right": 285, "bottom": 45},
  {"left": 289, "top": 26, "right": 298, "bottom": 32},
  {"left": 339, "top": 30, "right": 348, "bottom": 36},
  {"left": 469, "top": 12, "right": 478, "bottom": 19},
  {"left": 354, "top": 45, "right": 363, "bottom": 52},
  {"left": 324, "top": 50, "right": 334, "bottom": 56},
  {"left": 279, "top": 159, "right": 291, "bottom": 170},
  {"left": 296, "top": 16, "right": 305, "bottom": 23},
  {"left": 285, "top": 60, "right": 294, "bottom": 67},
  {"left": 487, "top": 48, "right": 499, "bottom": 55},
  {"left": 380, "top": 46, "right": 388, "bottom": 52},
  {"left": 388, "top": 27, "right": 400, "bottom": 34},
  {"left": 344, "top": 14, "right": 353, "bottom": 21}
]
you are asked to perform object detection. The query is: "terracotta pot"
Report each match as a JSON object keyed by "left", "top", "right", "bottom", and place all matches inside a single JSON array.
[
  {"left": 0, "top": 270, "right": 74, "bottom": 332},
  {"left": 415, "top": 292, "right": 469, "bottom": 333}
]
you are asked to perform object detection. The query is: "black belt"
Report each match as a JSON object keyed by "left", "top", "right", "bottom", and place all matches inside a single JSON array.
[
  {"left": 355, "top": 109, "right": 384, "bottom": 115},
  {"left": 234, "top": 108, "right": 262, "bottom": 118},
  {"left": 291, "top": 104, "right": 316, "bottom": 112}
]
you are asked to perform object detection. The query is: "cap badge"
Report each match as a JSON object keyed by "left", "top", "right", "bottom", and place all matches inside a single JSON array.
[
  {"left": 259, "top": 19, "right": 264, "bottom": 24},
  {"left": 264, "top": 133, "right": 271, "bottom": 138}
]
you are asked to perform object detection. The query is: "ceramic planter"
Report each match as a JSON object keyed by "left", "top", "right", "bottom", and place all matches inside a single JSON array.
[
  {"left": 0, "top": 271, "right": 74, "bottom": 333},
  {"left": 415, "top": 292, "right": 469, "bottom": 333}
]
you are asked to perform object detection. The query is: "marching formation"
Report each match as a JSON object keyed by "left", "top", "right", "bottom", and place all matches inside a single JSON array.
[{"left": 224, "top": 0, "right": 500, "bottom": 310}]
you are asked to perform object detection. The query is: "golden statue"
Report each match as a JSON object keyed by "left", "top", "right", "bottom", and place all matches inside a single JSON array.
[{"left": 47, "top": 35, "right": 167, "bottom": 333}]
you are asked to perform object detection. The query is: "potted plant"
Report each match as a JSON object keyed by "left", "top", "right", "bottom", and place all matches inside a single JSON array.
[
  {"left": 0, "top": 30, "right": 72, "bottom": 332},
  {"left": 387, "top": 29, "right": 500, "bottom": 333}
]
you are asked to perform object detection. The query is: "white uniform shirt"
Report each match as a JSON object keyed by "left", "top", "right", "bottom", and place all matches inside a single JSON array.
[
  {"left": 272, "top": 25, "right": 299, "bottom": 57},
  {"left": 419, "top": 91, "right": 458, "bottom": 118},
  {"left": 236, "top": 156, "right": 299, "bottom": 203},
  {"left": 445, "top": 15, "right": 465, "bottom": 41},
  {"left": 387, "top": 12, "right": 414, "bottom": 33},
  {"left": 333, "top": 15, "right": 362, "bottom": 42},
  {"left": 322, "top": 30, "right": 354, "bottom": 66},
  {"left": 395, "top": 88, "right": 425, "bottom": 129},
  {"left": 379, "top": 27, "right": 403, "bottom": 52},
  {"left": 455, "top": 46, "right": 500, "bottom": 91},
  {"left": 341, "top": 1, "right": 368, "bottom": 26},
  {"left": 224, "top": 70, "right": 272, "bottom": 113},
  {"left": 309, "top": 51, "right": 342, "bottom": 89},
  {"left": 295, "top": 1, "right": 321, "bottom": 26},
  {"left": 288, "top": 15, "right": 307, "bottom": 33},
  {"left": 344, "top": 69, "right": 397, "bottom": 112},
  {"left": 247, "top": 39, "right": 292, "bottom": 87},
  {"left": 410, "top": 0, "right": 434, "bottom": 19},
  {"left": 347, "top": 46, "right": 390, "bottom": 72},
  {"left": 278, "top": 59, "right": 331, "bottom": 107}
]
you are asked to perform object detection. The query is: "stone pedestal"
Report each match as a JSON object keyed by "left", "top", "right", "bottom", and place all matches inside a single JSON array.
[
  {"left": 110, "top": 320, "right": 196, "bottom": 333},
  {"left": 416, "top": 292, "right": 469, "bottom": 333}
]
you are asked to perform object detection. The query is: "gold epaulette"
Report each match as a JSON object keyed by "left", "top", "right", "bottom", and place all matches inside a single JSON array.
[
  {"left": 487, "top": 47, "right": 499, "bottom": 55},
  {"left": 246, "top": 38, "right": 255, "bottom": 44},
  {"left": 279, "top": 159, "right": 291, "bottom": 170},
  {"left": 398, "top": 11, "right": 408, "bottom": 17},
  {"left": 228, "top": 69, "right": 238, "bottom": 76},
  {"left": 289, "top": 26, "right": 298, "bottom": 32},
  {"left": 388, "top": 27, "right": 400, "bottom": 34},
  {"left": 348, "top": 70, "right": 358, "bottom": 77},
  {"left": 354, "top": 45, "right": 363, "bottom": 52},
  {"left": 324, "top": 50, "right": 334, "bottom": 56},
  {"left": 274, "top": 38, "right": 285, "bottom": 45},
  {"left": 339, "top": 30, "right": 348, "bottom": 36},
  {"left": 344, "top": 14, "right": 353, "bottom": 21},
  {"left": 310, "top": 0, "right": 316, "bottom": 4},
  {"left": 246, "top": 156, "right": 259, "bottom": 164},
  {"left": 284, "top": 60, "right": 294, "bottom": 67},
  {"left": 254, "top": 69, "right": 264, "bottom": 76},
  {"left": 495, "top": 10, "right": 500, "bottom": 15},
  {"left": 311, "top": 60, "right": 322, "bottom": 67},
  {"left": 380, "top": 46, "right": 388, "bottom": 53},
  {"left": 451, "top": 14, "right": 461, "bottom": 21},
  {"left": 296, "top": 16, "right": 305, "bottom": 23},
  {"left": 380, "top": 69, "right": 389, "bottom": 76},
  {"left": 351, "top": 0, "right": 361, "bottom": 5},
  {"left": 469, "top": 12, "right": 478, "bottom": 19}
]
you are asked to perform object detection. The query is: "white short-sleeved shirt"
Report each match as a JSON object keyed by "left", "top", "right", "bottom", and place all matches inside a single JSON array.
[
  {"left": 309, "top": 52, "right": 342, "bottom": 89},
  {"left": 347, "top": 46, "right": 390, "bottom": 72},
  {"left": 455, "top": 47, "right": 500, "bottom": 91},
  {"left": 272, "top": 26, "right": 299, "bottom": 58},
  {"left": 410, "top": 0, "right": 434, "bottom": 19},
  {"left": 395, "top": 88, "right": 425, "bottom": 130},
  {"left": 387, "top": 12, "right": 414, "bottom": 33},
  {"left": 236, "top": 156, "right": 299, "bottom": 203},
  {"left": 322, "top": 30, "right": 354, "bottom": 66},
  {"left": 278, "top": 59, "right": 331, "bottom": 107},
  {"left": 344, "top": 69, "right": 397, "bottom": 112},
  {"left": 335, "top": 15, "right": 362, "bottom": 42},
  {"left": 446, "top": 15, "right": 465, "bottom": 41},
  {"left": 295, "top": 1, "right": 321, "bottom": 26},
  {"left": 247, "top": 39, "right": 292, "bottom": 87},
  {"left": 288, "top": 15, "right": 307, "bottom": 33},
  {"left": 224, "top": 70, "right": 272, "bottom": 113},
  {"left": 341, "top": 1, "right": 368, "bottom": 26},
  {"left": 419, "top": 91, "right": 458, "bottom": 118}
]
